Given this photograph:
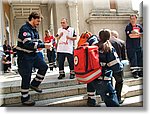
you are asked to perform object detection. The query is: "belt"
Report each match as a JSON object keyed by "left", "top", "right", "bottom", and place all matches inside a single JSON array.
[{"left": 98, "top": 76, "right": 112, "bottom": 81}]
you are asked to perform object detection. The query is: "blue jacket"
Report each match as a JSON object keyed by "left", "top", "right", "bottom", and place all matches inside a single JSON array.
[{"left": 17, "top": 22, "right": 45, "bottom": 54}]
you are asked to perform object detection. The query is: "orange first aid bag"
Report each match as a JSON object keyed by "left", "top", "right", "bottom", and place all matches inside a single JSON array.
[{"left": 74, "top": 46, "right": 102, "bottom": 83}]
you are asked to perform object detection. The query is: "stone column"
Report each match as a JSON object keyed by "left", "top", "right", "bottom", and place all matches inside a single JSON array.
[
  {"left": 66, "top": 0, "right": 79, "bottom": 32},
  {"left": 66, "top": 0, "right": 79, "bottom": 48},
  {"left": 53, "top": 1, "right": 70, "bottom": 34}
]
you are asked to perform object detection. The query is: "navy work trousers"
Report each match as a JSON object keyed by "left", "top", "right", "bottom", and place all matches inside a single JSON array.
[{"left": 17, "top": 53, "right": 48, "bottom": 102}]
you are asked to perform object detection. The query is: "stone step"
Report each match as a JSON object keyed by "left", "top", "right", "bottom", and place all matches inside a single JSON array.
[
  {"left": 0, "top": 77, "right": 79, "bottom": 94},
  {"left": 100, "top": 95, "right": 143, "bottom": 107},
  {"left": 122, "top": 85, "right": 143, "bottom": 98},
  {"left": 2, "top": 82, "right": 142, "bottom": 106},
  {"left": 121, "top": 95, "right": 143, "bottom": 107},
  {"left": 0, "top": 71, "right": 142, "bottom": 94},
  {"left": 1, "top": 84, "right": 86, "bottom": 105},
  {"left": 5, "top": 94, "right": 143, "bottom": 107}
]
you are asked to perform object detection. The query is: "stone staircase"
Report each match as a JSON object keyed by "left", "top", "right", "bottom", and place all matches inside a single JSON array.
[{"left": 0, "top": 61, "right": 143, "bottom": 107}]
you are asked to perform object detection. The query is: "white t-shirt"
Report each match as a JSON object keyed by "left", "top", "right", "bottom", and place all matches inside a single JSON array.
[{"left": 57, "top": 27, "right": 76, "bottom": 54}]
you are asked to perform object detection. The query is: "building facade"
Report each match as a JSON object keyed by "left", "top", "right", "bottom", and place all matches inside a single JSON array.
[{"left": 0, "top": 0, "right": 142, "bottom": 47}]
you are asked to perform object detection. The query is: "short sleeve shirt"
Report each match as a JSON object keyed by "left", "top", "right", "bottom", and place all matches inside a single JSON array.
[{"left": 57, "top": 27, "right": 77, "bottom": 54}]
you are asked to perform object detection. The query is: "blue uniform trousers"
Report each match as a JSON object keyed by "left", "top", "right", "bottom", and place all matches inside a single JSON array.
[
  {"left": 17, "top": 53, "right": 48, "bottom": 102},
  {"left": 127, "top": 48, "right": 143, "bottom": 68}
]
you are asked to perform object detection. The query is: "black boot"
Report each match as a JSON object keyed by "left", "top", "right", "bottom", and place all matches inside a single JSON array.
[
  {"left": 133, "top": 72, "right": 139, "bottom": 78},
  {"left": 87, "top": 97, "right": 101, "bottom": 107},
  {"left": 58, "top": 74, "right": 65, "bottom": 79},
  {"left": 22, "top": 98, "right": 35, "bottom": 106},
  {"left": 138, "top": 71, "right": 143, "bottom": 77},
  {"left": 118, "top": 97, "right": 125, "bottom": 104},
  {"left": 70, "top": 74, "right": 75, "bottom": 79},
  {"left": 115, "top": 81, "right": 123, "bottom": 104},
  {"left": 21, "top": 95, "right": 35, "bottom": 106}
]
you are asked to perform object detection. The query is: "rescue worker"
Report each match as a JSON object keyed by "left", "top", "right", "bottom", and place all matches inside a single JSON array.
[
  {"left": 16, "top": 12, "right": 52, "bottom": 106},
  {"left": 56, "top": 18, "right": 77, "bottom": 79},
  {"left": 86, "top": 29, "right": 123, "bottom": 107},
  {"left": 125, "top": 14, "right": 143, "bottom": 78},
  {"left": 44, "top": 30, "right": 57, "bottom": 71},
  {"left": 109, "top": 30, "right": 126, "bottom": 104}
]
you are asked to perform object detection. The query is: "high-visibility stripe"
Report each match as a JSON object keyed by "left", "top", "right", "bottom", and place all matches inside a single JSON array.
[
  {"left": 22, "top": 93, "right": 29, "bottom": 98},
  {"left": 130, "top": 67, "right": 143, "bottom": 70},
  {"left": 87, "top": 92, "right": 95, "bottom": 96},
  {"left": 59, "top": 70, "right": 65, "bottom": 74},
  {"left": 107, "top": 59, "right": 120, "bottom": 67},
  {"left": 23, "top": 38, "right": 31, "bottom": 44},
  {"left": 98, "top": 76, "right": 111, "bottom": 80},
  {"left": 37, "top": 73, "right": 44, "bottom": 78},
  {"left": 114, "top": 51, "right": 119, "bottom": 58},
  {"left": 131, "top": 69, "right": 137, "bottom": 73},
  {"left": 100, "top": 62, "right": 106, "bottom": 66},
  {"left": 34, "top": 42, "right": 38, "bottom": 49},
  {"left": 76, "top": 69, "right": 101, "bottom": 82},
  {"left": 16, "top": 46, "right": 33, "bottom": 53},
  {"left": 34, "top": 77, "right": 43, "bottom": 82},
  {"left": 21, "top": 89, "right": 29, "bottom": 92}
]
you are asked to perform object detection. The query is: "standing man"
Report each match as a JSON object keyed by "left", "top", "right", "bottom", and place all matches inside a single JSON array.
[
  {"left": 125, "top": 14, "right": 143, "bottom": 78},
  {"left": 56, "top": 18, "right": 77, "bottom": 79},
  {"left": 16, "top": 12, "right": 51, "bottom": 106},
  {"left": 109, "top": 30, "right": 126, "bottom": 104}
]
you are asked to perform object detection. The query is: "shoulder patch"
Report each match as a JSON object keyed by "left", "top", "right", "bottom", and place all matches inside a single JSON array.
[
  {"left": 23, "top": 32, "right": 27, "bottom": 36},
  {"left": 23, "top": 32, "right": 30, "bottom": 37}
]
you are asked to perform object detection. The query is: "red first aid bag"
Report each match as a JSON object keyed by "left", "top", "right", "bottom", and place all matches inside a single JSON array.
[{"left": 74, "top": 46, "right": 102, "bottom": 83}]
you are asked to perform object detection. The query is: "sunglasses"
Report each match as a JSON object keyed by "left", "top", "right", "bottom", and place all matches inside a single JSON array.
[{"left": 61, "top": 22, "right": 65, "bottom": 24}]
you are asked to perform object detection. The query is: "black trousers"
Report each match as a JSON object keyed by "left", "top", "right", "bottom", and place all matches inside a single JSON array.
[
  {"left": 113, "top": 70, "right": 124, "bottom": 101},
  {"left": 57, "top": 52, "right": 74, "bottom": 74}
]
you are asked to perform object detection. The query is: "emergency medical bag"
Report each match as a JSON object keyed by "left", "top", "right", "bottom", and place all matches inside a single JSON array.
[
  {"left": 77, "top": 32, "right": 93, "bottom": 47},
  {"left": 74, "top": 46, "right": 102, "bottom": 83}
]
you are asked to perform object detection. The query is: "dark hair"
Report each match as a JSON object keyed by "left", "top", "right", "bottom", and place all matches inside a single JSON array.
[
  {"left": 28, "top": 12, "right": 43, "bottom": 21},
  {"left": 98, "top": 29, "right": 112, "bottom": 52},
  {"left": 4, "top": 40, "right": 8, "bottom": 45},
  {"left": 99, "top": 29, "right": 111, "bottom": 43},
  {"left": 45, "top": 30, "right": 50, "bottom": 33},
  {"left": 130, "top": 14, "right": 138, "bottom": 19}
]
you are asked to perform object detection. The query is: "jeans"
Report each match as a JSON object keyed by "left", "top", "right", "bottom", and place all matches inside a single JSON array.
[{"left": 90, "top": 79, "right": 120, "bottom": 107}]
